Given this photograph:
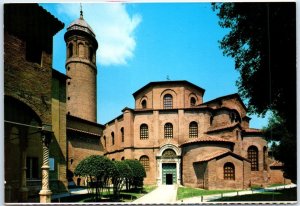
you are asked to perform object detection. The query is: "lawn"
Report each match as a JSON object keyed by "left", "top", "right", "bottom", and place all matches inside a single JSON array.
[
  {"left": 177, "top": 186, "right": 238, "bottom": 200},
  {"left": 210, "top": 187, "right": 297, "bottom": 202},
  {"left": 52, "top": 185, "right": 157, "bottom": 202}
]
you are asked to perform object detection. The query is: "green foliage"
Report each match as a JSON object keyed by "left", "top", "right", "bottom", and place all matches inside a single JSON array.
[
  {"left": 124, "top": 159, "right": 146, "bottom": 190},
  {"left": 212, "top": 2, "right": 296, "bottom": 182}
]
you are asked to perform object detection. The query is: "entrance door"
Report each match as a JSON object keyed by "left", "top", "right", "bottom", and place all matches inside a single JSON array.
[
  {"left": 166, "top": 174, "right": 173, "bottom": 185},
  {"left": 162, "top": 163, "right": 177, "bottom": 185}
]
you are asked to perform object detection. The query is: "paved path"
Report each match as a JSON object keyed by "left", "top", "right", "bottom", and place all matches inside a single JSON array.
[
  {"left": 133, "top": 185, "right": 178, "bottom": 203},
  {"left": 176, "top": 183, "right": 297, "bottom": 203}
]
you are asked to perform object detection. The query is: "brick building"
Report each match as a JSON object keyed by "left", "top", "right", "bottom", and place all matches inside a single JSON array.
[{"left": 102, "top": 81, "right": 289, "bottom": 189}]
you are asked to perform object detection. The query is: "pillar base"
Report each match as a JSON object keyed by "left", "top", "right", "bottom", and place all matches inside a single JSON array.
[{"left": 39, "top": 189, "right": 52, "bottom": 203}]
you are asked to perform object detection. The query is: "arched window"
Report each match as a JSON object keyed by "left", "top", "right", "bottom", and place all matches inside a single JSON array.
[
  {"left": 78, "top": 43, "right": 85, "bottom": 58},
  {"left": 224, "top": 162, "right": 235, "bottom": 180},
  {"left": 121, "top": 157, "right": 125, "bottom": 161},
  {"left": 141, "top": 100, "right": 147, "bottom": 109},
  {"left": 121, "top": 127, "right": 124, "bottom": 142},
  {"left": 139, "top": 155, "right": 150, "bottom": 171},
  {"left": 190, "top": 97, "right": 196, "bottom": 107},
  {"left": 162, "top": 149, "right": 176, "bottom": 158},
  {"left": 89, "top": 47, "right": 93, "bottom": 61},
  {"left": 68, "top": 43, "right": 73, "bottom": 57},
  {"left": 163, "top": 94, "right": 173, "bottom": 109},
  {"left": 189, "top": 121, "right": 198, "bottom": 138},
  {"left": 248, "top": 146, "right": 259, "bottom": 171},
  {"left": 140, "top": 124, "right": 148, "bottom": 139},
  {"left": 164, "top": 123, "right": 173, "bottom": 138},
  {"left": 111, "top": 132, "right": 115, "bottom": 145}
]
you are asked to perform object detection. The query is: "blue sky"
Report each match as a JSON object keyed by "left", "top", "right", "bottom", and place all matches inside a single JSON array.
[{"left": 40, "top": 3, "right": 269, "bottom": 128}]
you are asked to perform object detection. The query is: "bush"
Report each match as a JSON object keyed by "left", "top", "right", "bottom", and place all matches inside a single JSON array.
[{"left": 124, "top": 159, "right": 146, "bottom": 190}]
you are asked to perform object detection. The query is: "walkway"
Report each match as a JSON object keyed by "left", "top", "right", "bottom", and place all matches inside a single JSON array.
[
  {"left": 133, "top": 185, "right": 178, "bottom": 203},
  {"left": 176, "top": 183, "right": 297, "bottom": 203}
]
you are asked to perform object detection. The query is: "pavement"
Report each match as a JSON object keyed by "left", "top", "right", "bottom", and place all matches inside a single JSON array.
[{"left": 133, "top": 184, "right": 178, "bottom": 203}]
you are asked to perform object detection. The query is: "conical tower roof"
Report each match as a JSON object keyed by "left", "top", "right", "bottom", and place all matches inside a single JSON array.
[{"left": 66, "top": 9, "right": 95, "bottom": 37}]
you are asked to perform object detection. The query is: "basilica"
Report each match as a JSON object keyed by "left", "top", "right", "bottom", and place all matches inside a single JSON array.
[{"left": 4, "top": 3, "right": 289, "bottom": 203}]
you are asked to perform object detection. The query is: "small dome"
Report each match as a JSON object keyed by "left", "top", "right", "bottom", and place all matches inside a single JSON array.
[{"left": 67, "top": 14, "right": 95, "bottom": 37}]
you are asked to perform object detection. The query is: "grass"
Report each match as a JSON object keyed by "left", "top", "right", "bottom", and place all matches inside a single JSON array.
[
  {"left": 266, "top": 183, "right": 287, "bottom": 188},
  {"left": 52, "top": 185, "right": 157, "bottom": 203},
  {"left": 210, "top": 188, "right": 297, "bottom": 202},
  {"left": 177, "top": 186, "right": 238, "bottom": 200}
]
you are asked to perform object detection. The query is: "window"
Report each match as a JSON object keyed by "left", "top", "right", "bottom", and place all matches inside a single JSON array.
[
  {"left": 163, "top": 94, "right": 173, "bottom": 109},
  {"left": 140, "top": 124, "right": 148, "bottom": 139},
  {"left": 89, "top": 47, "right": 93, "bottom": 61},
  {"left": 189, "top": 121, "right": 198, "bottom": 138},
  {"left": 141, "top": 100, "right": 147, "bottom": 109},
  {"left": 139, "top": 155, "right": 150, "bottom": 171},
  {"left": 26, "top": 157, "right": 39, "bottom": 179},
  {"left": 263, "top": 146, "right": 267, "bottom": 170},
  {"left": 224, "top": 162, "right": 235, "bottom": 180},
  {"left": 190, "top": 97, "right": 196, "bottom": 107},
  {"left": 164, "top": 123, "right": 173, "bottom": 138},
  {"left": 248, "top": 146, "right": 259, "bottom": 171},
  {"left": 121, "top": 157, "right": 125, "bottom": 161},
  {"left": 68, "top": 43, "right": 73, "bottom": 57},
  {"left": 121, "top": 127, "right": 124, "bottom": 142},
  {"left": 162, "top": 149, "right": 176, "bottom": 158},
  {"left": 111, "top": 132, "right": 115, "bottom": 145}
]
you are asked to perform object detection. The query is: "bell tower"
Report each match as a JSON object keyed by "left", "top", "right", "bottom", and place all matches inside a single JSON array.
[{"left": 64, "top": 8, "right": 98, "bottom": 122}]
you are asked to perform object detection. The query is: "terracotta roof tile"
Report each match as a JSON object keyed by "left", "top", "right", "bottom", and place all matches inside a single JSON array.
[
  {"left": 67, "top": 127, "right": 101, "bottom": 137},
  {"left": 270, "top": 160, "right": 283, "bottom": 167},
  {"left": 244, "top": 128, "right": 262, "bottom": 133},
  {"left": 195, "top": 150, "right": 230, "bottom": 162},
  {"left": 181, "top": 135, "right": 234, "bottom": 146},
  {"left": 207, "top": 122, "right": 240, "bottom": 133}
]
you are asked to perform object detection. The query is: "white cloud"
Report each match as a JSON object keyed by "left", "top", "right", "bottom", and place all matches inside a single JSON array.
[{"left": 57, "top": 3, "right": 142, "bottom": 66}]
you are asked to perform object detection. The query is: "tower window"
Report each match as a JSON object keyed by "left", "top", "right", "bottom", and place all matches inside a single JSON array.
[
  {"left": 78, "top": 43, "right": 85, "bottom": 58},
  {"left": 68, "top": 43, "right": 73, "bottom": 57},
  {"left": 190, "top": 97, "right": 196, "bottom": 107},
  {"left": 140, "top": 124, "right": 148, "bottom": 139},
  {"left": 189, "top": 121, "right": 198, "bottom": 138},
  {"left": 89, "top": 47, "right": 93, "bottom": 61},
  {"left": 139, "top": 155, "right": 150, "bottom": 171},
  {"left": 141, "top": 100, "right": 147, "bottom": 109},
  {"left": 248, "top": 146, "right": 259, "bottom": 171},
  {"left": 163, "top": 94, "right": 173, "bottom": 109},
  {"left": 224, "top": 162, "right": 235, "bottom": 180},
  {"left": 164, "top": 123, "right": 173, "bottom": 138}
]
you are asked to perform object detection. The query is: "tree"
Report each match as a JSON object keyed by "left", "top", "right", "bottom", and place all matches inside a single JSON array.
[
  {"left": 212, "top": 3, "right": 296, "bottom": 182},
  {"left": 124, "top": 159, "right": 146, "bottom": 190},
  {"left": 111, "top": 161, "right": 133, "bottom": 199},
  {"left": 74, "top": 155, "right": 115, "bottom": 201}
]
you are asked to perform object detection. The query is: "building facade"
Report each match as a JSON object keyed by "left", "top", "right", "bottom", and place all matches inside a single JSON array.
[{"left": 102, "top": 81, "right": 278, "bottom": 189}]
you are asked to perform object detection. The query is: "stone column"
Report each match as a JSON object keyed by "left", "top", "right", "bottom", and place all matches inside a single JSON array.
[
  {"left": 39, "top": 131, "right": 52, "bottom": 203},
  {"left": 19, "top": 129, "right": 28, "bottom": 202}
]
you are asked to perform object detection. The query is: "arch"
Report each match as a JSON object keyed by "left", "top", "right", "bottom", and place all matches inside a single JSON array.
[
  {"left": 162, "top": 149, "right": 177, "bottom": 158},
  {"left": 139, "top": 155, "right": 150, "bottom": 171},
  {"left": 164, "top": 123, "right": 173, "bottom": 138},
  {"left": 68, "top": 43, "right": 73, "bottom": 57},
  {"left": 140, "top": 124, "right": 148, "bottom": 139},
  {"left": 158, "top": 144, "right": 181, "bottom": 156},
  {"left": 141, "top": 99, "right": 147, "bottom": 109},
  {"left": 160, "top": 89, "right": 177, "bottom": 109},
  {"left": 189, "top": 121, "right": 198, "bottom": 138},
  {"left": 111, "top": 132, "right": 115, "bottom": 145},
  {"left": 224, "top": 162, "right": 235, "bottom": 180},
  {"left": 190, "top": 97, "right": 196, "bottom": 107},
  {"left": 120, "top": 127, "right": 124, "bottom": 142},
  {"left": 78, "top": 43, "right": 85, "bottom": 58},
  {"left": 121, "top": 157, "right": 125, "bottom": 161},
  {"left": 248, "top": 146, "right": 259, "bottom": 171}
]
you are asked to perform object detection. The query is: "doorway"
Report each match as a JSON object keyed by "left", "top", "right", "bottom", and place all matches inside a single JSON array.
[
  {"left": 162, "top": 163, "right": 177, "bottom": 185},
  {"left": 166, "top": 174, "right": 173, "bottom": 185}
]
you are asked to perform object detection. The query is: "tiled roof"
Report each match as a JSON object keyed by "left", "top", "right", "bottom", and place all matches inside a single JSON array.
[
  {"left": 207, "top": 122, "right": 240, "bottom": 133},
  {"left": 181, "top": 135, "right": 234, "bottom": 146},
  {"left": 195, "top": 150, "right": 230, "bottom": 162},
  {"left": 67, "top": 127, "right": 101, "bottom": 137},
  {"left": 243, "top": 128, "right": 262, "bottom": 133}
]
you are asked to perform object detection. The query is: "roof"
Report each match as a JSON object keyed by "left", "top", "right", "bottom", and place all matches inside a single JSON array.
[
  {"left": 202, "top": 93, "right": 247, "bottom": 112},
  {"left": 133, "top": 80, "right": 205, "bottom": 98},
  {"left": 67, "top": 114, "right": 104, "bottom": 128},
  {"left": 194, "top": 150, "right": 250, "bottom": 163},
  {"left": 180, "top": 135, "right": 235, "bottom": 147},
  {"left": 206, "top": 122, "right": 241, "bottom": 133},
  {"left": 269, "top": 160, "right": 284, "bottom": 167},
  {"left": 67, "top": 127, "right": 101, "bottom": 137},
  {"left": 243, "top": 128, "right": 262, "bottom": 133},
  {"left": 67, "top": 13, "right": 95, "bottom": 37},
  {"left": 52, "top": 69, "right": 70, "bottom": 81}
]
